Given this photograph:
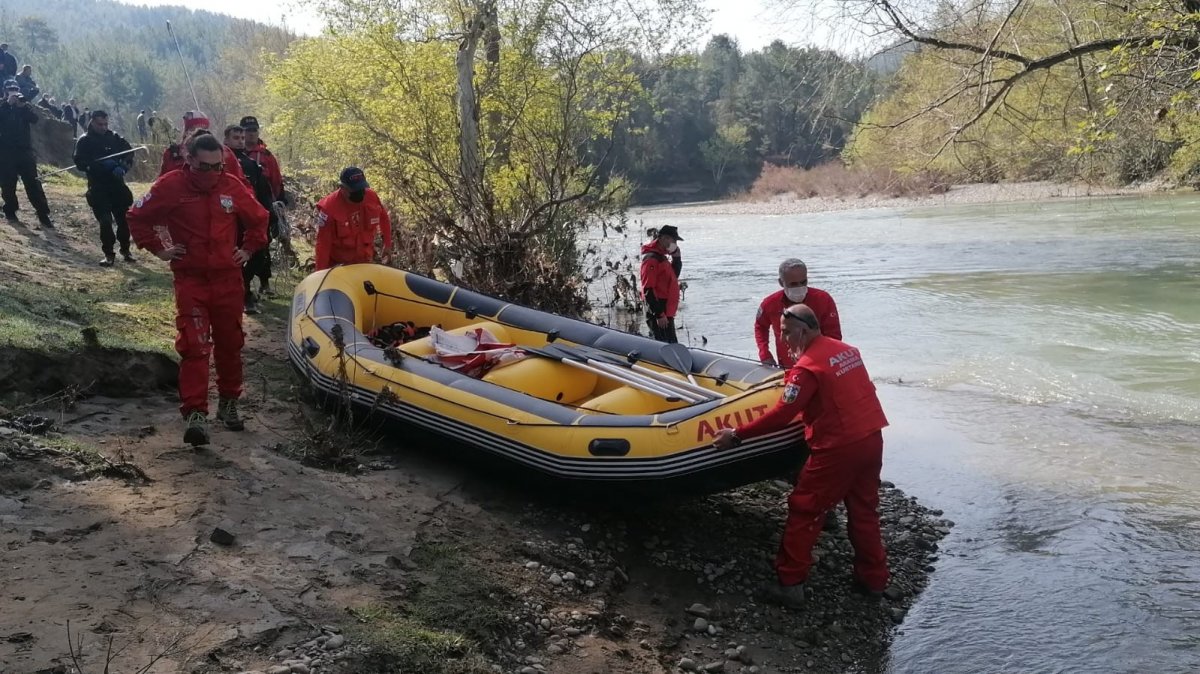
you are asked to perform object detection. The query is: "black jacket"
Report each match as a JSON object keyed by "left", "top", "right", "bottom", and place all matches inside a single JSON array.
[
  {"left": 73, "top": 128, "right": 133, "bottom": 186},
  {"left": 234, "top": 149, "right": 279, "bottom": 231},
  {"left": 0, "top": 101, "right": 37, "bottom": 151},
  {"left": 0, "top": 51, "right": 16, "bottom": 80}
]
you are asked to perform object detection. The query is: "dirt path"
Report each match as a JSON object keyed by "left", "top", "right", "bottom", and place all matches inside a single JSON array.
[{"left": 1, "top": 183, "right": 949, "bottom": 674}]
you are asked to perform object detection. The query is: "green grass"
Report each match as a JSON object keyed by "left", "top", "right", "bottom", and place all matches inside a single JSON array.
[
  {"left": 0, "top": 271, "right": 178, "bottom": 356},
  {"left": 345, "top": 542, "right": 513, "bottom": 673}
]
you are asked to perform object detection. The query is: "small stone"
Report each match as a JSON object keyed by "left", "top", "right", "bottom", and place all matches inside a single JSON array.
[
  {"left": 707, "top": 625, "right": 718, "bottom": 636},
  {"left": 547, "top": 644, "right": 564, "bottom": 655},
  {"left": 323, "top": 634, "right": 345, "bottom": 650},
  {"left": 581, "top": 524, "right": 591, "bottom": 532},
  {"left": 322, "top": 625, "right": 340, "bottom": 634},
  {"left": 289, "top": 665, "right": 310, "bottom": 674},
  {"left": 562, "top": 572, "right": 576, "bottom": 582},
  {"left": 841, "top": 653, "right": 853, "bottom": 663},
  {"left": 0, "top": 452, "right": 10, "bottom": 464},
  {"left": 685, "top": 603, "right": 712, "bottom": 618},
  {"left": 267, "top": 667, "right": 291, "bottom": 674},
  {"left": 748, "top": 667, "right": 760, "bottom": 674},
  {"left": 891, "top": 607, "right": 905, "bottom": 624},
  {"left": 884, "top": 586, "right": 905, "bottom": 601},
  {"left": 526, "top": 561, "right": 540, "bottom": 570},
  {"left": 701, "top": 662, "right": 725, "bottom": 673},
  {"left": 692, "top": 618, "right": 708, "bottom": 632},
  {"left": 520, "top": 668, "right": 538, "bottom": 674},
  {"left": 565, "top": 627, "right": 582, "bottom": 637},
  {"left": 677, "top": 658, "right": 698, "bottom": 671},
  {"left": 276, "top": 649, "right": 294, "bottom": 659},
  {"left": 723, "top": 648, "right": 738, "bottom": 659},
  {"left": 549, "top": 573, "right": 563, "bottom": 585},
  {"left": 881, "top": 480, "right": 895, "bottom": 488},
  {"left": 540, "top": 618, "right": 551, "bottom": 630},
  {"left": 584, "top": 580, "right": 595, "bottom": 589},
  {"left": 209, "top": 527, "right": 236, "bottom": 546}
]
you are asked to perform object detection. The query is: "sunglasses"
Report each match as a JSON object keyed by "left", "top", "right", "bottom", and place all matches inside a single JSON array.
[{"left": 193, "top": 161, "right": 224, "bottom": 173}]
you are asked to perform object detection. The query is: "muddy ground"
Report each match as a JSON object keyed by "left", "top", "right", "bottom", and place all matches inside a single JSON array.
[{"left": 0, "top": 182, "right": 948, "bottom": 674}]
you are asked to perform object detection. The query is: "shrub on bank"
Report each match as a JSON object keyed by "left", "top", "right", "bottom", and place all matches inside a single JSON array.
[{"left": 744, "top": 162, "right": 951, "bottom": 201}]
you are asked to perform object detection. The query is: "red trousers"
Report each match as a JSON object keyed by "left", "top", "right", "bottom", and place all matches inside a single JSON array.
[
  {"left": 173, "top": 271, "right": 245, "bottom": 416},
  {"left": 775, "top": 430, "right": 889, "bottom": 591}
]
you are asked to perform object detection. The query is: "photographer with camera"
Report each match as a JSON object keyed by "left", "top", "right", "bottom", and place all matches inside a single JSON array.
[{"left": 0, "top": 78, "right": 53, "bottom": 227}]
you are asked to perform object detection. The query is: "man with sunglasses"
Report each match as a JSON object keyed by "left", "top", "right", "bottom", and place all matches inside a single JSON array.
[
  {"left": 127, "top": 133, "right": 270, "bottom": 447},
  {"left": 755, "top": 258, "right": 841, "bottom": 368},
  {"left": 714, "top": 304, "right": 889, "bottom": 607}
]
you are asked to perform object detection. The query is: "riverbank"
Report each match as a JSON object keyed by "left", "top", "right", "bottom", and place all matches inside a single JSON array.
[
  {"left": 641, "top": 180, "right": 1172, "bottom": 216},
  {"left": 1, "top": 182, "right": 948, "bottom": 674}
]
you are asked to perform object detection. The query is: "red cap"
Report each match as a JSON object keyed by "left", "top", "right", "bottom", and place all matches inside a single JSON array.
[{"left": 183, "top": 111, "right": 209, "bottom": 132}]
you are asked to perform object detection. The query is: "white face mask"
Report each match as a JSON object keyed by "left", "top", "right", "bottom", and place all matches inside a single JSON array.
[
  {"left": 784, "top": 285, "right": 808, "bottom": 303},
  {"left": 667, "top": 242, "right": 678, "bottom": 253}
]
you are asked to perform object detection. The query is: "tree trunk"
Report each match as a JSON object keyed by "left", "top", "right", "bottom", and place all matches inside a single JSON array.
[{"left": 456, "top": 9, "right": 485, "bottom": 225}]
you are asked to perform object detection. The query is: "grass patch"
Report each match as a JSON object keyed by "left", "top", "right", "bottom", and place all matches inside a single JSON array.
[
  {"left": 0, "top": 272, "right": 177, "bottom": 356},
  {"left": 345, "top": 542, "right": 514, "bottom": 673}
]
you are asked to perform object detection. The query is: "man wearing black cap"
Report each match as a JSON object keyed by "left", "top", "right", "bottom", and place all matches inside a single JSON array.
[
  {"left": 639, "top": 224, "right": 684, "bottom": 342},
  {"left": 314, "top": 167, "right": 393, "bottom": 271},
  {"left": 0, "top": 78, "right": 53, "bottom": 227},
  {"left": 239, "top": 116, "right": 283, "bottom": 200},
  {"left": 73, "top": 110, "right": 137, "bottom": 265},
  {"left": 0, "top": 44, "right": 17, "bottom": 82}
]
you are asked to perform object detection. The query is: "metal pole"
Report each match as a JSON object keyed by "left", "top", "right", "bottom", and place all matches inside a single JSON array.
[
  {"left": 166, "top": 21, "right": 201, "bottom": 112},
  {"left": 38, "top": 146, "right": 149, "bottom": 181}
]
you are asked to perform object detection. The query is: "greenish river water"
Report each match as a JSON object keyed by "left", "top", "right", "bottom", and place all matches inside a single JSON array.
[{"left": 633, "top": 195, "right": 1200, "bottom": 674}]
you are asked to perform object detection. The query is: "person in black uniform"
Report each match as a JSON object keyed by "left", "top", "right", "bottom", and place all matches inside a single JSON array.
[
  {"left": 223, "top": 124, "right": 277, "bottom": 314},
  {"left": 73, "top": 110, "right": 136, "bottom": 266},
  {"left": 0, "top": 79, "right": 53, "bottom": 227}
]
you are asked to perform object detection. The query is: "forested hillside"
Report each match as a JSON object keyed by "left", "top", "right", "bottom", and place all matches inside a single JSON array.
[{"left": 0, "top": 0, "right": 293, "bottom": 137}]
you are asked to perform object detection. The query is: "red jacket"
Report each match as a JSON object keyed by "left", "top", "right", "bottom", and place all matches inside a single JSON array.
[
  {"left": 639, "top": 241, "right": 680, "bottom": 318},
  {"left": 315, "top": 188, "right": 393, "bottom": 271},
  {"left": 738, "top": 335, "right": 887, "bottom": 450},
  {"left": 127, "top": 167, "right": 269, "bottom": 276},
  {"left": 159, "top": 144, "right": 249, "bottom": 187},
  {"left": 245, "top": 140, "right": 283, "bottom": 200},
  {"left": 754, "top": 287, "right": 842, "bottom": 367}
]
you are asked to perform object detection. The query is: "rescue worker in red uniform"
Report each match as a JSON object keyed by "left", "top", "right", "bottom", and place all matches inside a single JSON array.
[
  {"left": 158, "top": 111, "right": 247, "bottom": 186},
  {"left": 239, "top": 116, "right": 283, "bottom": 200},
  {"left": 639, "top": 225, "right": 683, "bottom": 343},
  {"left": 755, "top": 258, "right": 841, "bottom": 368},
  {"left": 715, "top": 304, "right": 889, "bottom": 607},
  {"left": 128, "top": 134, "right": 269, "bottom": 447},
  {"left": 314, "top": 167, "right": 393, "bottom": 271}
]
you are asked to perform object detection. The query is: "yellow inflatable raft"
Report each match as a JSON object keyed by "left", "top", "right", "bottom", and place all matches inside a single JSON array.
[{"left": 288, "top": 265, "right": 804, "bottom": 491}]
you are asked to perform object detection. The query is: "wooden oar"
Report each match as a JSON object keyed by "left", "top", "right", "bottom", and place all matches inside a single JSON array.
[{"left": 521, "top": 345, "right": 690, "bottom": 403}]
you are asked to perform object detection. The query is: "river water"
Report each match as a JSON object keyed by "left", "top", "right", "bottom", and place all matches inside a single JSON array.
[{"left": 629, "top": 195, "right": 1200, "bottom": 674}]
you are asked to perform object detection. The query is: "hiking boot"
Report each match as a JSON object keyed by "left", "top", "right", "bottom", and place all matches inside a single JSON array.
[
  {"left": 759, "top": 581, "right": 807, "bottom": 609},
  {"left": 216, "top": 397, "right": 245, "bottom": 431},
  {"left": 121, "top": 250, "right": 137, "bottom": 263},
  {"left": 850, "top": 578, "right": 885, "bottom": 600},
  {"left": 99, "top": 254, "right": 116, "bottom": 267},
  {"left": 37, "top": 213, "right": 54, "bottom": 228},
  {"left": 183, "top": 410, "right": 210, "bottom": 446},
  {"left": 244, "top": 292, "right": 261, "bottom": 315}
]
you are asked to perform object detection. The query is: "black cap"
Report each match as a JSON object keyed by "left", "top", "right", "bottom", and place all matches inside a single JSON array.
[
  {"left": 657, "top": 225, "right": 684, "bottom": 241},
  {"left": 238, "top": 115, "right": 260, "bottom": 130},
  {"left": 3, "top": 79, "right": 18, "bottom": 92},
  {"left": 339, "top": 167, "right": 369, "bottom": 190}
]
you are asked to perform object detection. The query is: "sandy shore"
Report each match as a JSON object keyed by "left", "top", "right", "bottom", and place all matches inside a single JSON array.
[{"left": 641, "top": 180, "right": 1172, "bottom": 216}]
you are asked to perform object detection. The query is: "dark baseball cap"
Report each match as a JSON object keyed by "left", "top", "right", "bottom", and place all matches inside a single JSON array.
[
  {"left": 657, "top": 225, "right": 684, "bottom": 241},
  {"left": 339, "top": 167, "right": 369, "bottom": 190},
  {"left": 238, "top": 115, "right": 260, "bottom": 130}
]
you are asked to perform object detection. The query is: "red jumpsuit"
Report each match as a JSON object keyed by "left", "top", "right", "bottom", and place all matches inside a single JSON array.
[
  {"left": 159, "top": 144, "right": 248, "bottom": 186},
  {"left": 754, "top": 288, "right": 842, "bottom": 368},
  {"left": 736, "top": 334, "right": 889, "bottom": 591},
  {"left": 245, "top": 140, "right": 284, "bottom": 200},
  {"left": 314, "top": 188, "right": 392, "bottom": 271},
  {"left": 127, "top": 168, "right": 269, "bottom": 416}
]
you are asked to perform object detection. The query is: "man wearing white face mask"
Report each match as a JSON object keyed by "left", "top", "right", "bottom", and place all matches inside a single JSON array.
[
  {"left": 639, "top": 225, "right": 683, "bottom": 342},
  {"left": 754, "top": 258, "right": 841, "bottom": 368}
]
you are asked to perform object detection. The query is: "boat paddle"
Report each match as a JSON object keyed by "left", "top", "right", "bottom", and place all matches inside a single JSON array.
[
  {"left": 661, "top": 343, "right": 700, "bottom": 386},
  {"left": 521, "top": 344, "right": 695, "bottom": 403}
]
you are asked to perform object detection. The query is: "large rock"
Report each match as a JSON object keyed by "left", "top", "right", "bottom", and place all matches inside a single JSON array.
[{"left": 30, "top": 106, "right": 76, "bottom": 170}]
